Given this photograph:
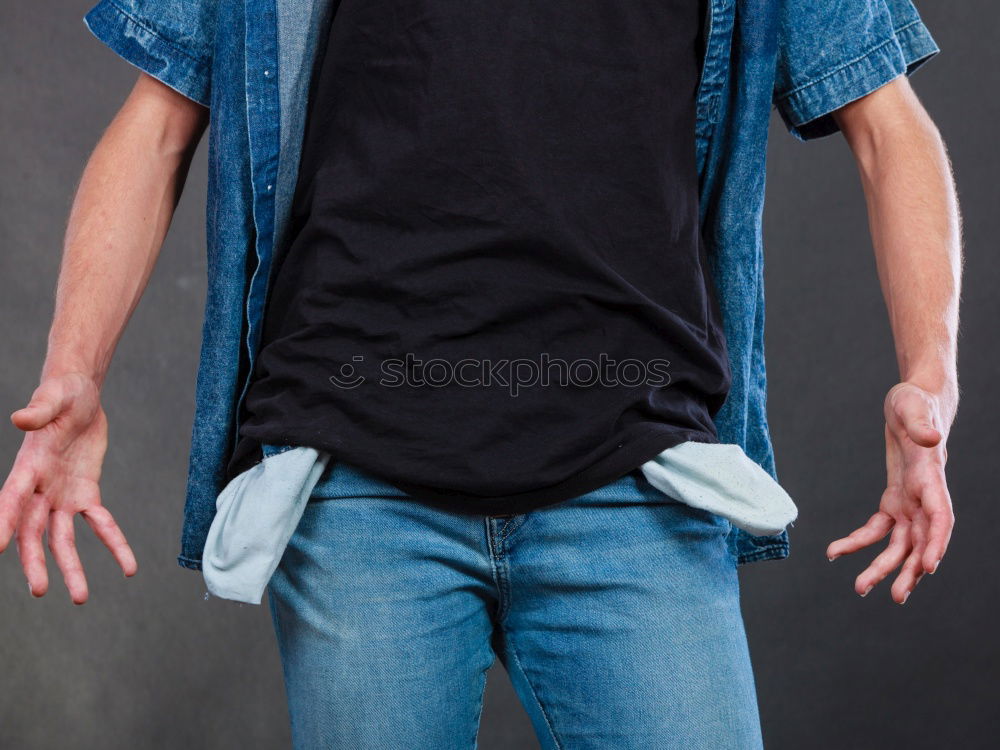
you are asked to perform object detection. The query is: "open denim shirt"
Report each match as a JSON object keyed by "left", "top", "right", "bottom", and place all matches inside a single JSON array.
[{"left": 81, "top": 0, "right": 938, "bottom": 571}]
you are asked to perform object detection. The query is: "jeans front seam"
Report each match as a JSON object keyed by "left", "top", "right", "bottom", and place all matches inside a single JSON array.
[
  {"left": 503, "top": 630, "right": 565, "bottom": 750},
  {"left": 500, "top": 513, "right": 530, "bottom": 542},
  {"left": 470, "top": 664, "right": 489, "bottom": 749},
  {"left": 486, "top": 518, "right": 513, "bottom": 623}
]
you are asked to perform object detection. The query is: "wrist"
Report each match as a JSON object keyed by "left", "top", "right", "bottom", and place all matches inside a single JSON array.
[
  {"left": 898, "top": 350, "right": 957, "bottom": 398},
  {"left": 41, "top": 332, "right": 112, "bottom": 388},
  {"left": 39, "top": 359, "right": 106, "bottom": 390},
  {"left": 901, "top": 369, "right": 957, "bottom": 397}
]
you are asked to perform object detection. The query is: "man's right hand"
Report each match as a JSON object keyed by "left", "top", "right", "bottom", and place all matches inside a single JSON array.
[{"left": 0, "top": 373, "right": 137, "bottom": 604}]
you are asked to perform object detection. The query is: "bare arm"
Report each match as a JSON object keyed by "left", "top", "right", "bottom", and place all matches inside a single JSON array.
[
  {"left": 0, "top": 73, "right": 208, "bottom": 603},
  {"left": 827, "top": 76, "right": 961, "bottom": 603}
]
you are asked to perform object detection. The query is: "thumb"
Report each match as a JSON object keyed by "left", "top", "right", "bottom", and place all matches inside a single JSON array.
[
  {"left": 888, "top": 384, "right": 942, "bottom": 448},
  {"left": 11, "top": 383, "right": 66, "bottom": 432}
]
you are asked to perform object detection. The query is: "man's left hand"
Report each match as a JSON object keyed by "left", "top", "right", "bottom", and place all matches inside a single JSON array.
[{"left": 826, "top": 382, "right": 956, "bottom": 604}]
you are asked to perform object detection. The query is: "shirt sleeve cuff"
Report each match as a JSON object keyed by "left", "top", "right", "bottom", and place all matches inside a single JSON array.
[
  {"left": 776, "top": 18, "right": 940, "bottom": 142},
  {"left": 83, "top": 0, "right": 212, "bottom": 108}
]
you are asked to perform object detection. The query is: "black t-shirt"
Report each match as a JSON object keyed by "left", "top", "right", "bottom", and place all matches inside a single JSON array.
[{"left": 231, "top": 0, "right": 732, "bottom": 515}]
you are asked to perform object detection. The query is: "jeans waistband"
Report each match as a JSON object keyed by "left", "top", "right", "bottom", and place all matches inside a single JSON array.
[{"left": 310, "top": 459, "right": 661, "bottom": 507}]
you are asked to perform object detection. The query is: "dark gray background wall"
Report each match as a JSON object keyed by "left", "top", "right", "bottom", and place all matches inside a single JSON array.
[{"left": 1, "top": 2, "right": 996, "bottom": 748}]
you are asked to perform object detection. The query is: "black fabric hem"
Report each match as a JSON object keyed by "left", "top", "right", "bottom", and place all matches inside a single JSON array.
[{"left": 373, "top": 426, "right": 719, "bottom": 517}]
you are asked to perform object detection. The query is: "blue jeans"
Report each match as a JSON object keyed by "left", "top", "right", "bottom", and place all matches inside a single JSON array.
[{"left": 266, "top": 462, "right": 764, "bottom": 749}]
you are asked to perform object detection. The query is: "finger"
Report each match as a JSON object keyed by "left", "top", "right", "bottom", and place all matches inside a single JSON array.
[
  {"left": 826, "top": 510, "right": 894, "bottom": 560},
  {"left": 888, "top": 386, "right": 941, "bottom": 448},
  {"left": 920, "top": 483, "right": 954, "bottom": 574},
  {"left": 855, "top": 522, "right": 911, "bottom": 597},
  {"left": 892, "top": 546, "right": 927, "bottom": 605},
  {"left": 16, "top": 495, "right": 51, "bottom": 597},
  {"left": 48, "top": 510, "right": 89, "bottom": 605},
  {"left": 890, "top": 517, "right": 929, "bottom": 604},
  {"left": 0, "top": 467, "right": 37, "bottom": 553},
  {"left": 82, "top": 505, "right": 138, "bottom": 577},
  {"left": 10, "top": 384, "right": 67, "bottom": 432}
]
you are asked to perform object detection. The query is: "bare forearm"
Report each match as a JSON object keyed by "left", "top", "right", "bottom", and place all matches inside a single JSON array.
[
  {"left": 835, "top": 78, "right": 962, "bottom": 428},
  {"left": 43, "top": 74, "right": 207, "bottom": 388},
  {"left": 0, "top": 76, "right": 204, "bottom": 598}
]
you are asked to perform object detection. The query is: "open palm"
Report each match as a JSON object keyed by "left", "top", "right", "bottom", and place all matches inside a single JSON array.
[
  {"left": 827, "top": 382, "right": 955, "bottom": 603},
  {"left": 0, "top": 373, "right": 136, "bottom": 603}
]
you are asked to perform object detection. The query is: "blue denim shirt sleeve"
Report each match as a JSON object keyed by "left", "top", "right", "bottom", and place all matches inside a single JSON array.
[
  {"left": 82, "top": 0, "right": 217, "bottom": 107},
  {"left": 774, "top": 0, "right": 939, "bottom": 141}
]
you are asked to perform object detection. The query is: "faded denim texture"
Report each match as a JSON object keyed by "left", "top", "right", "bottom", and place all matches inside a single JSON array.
[
  {"left": 81, "top": 0, "right": 939, "bottom": 571},
  {"left": 268, "top": 464, "right": 765, "bottom": 748}
]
